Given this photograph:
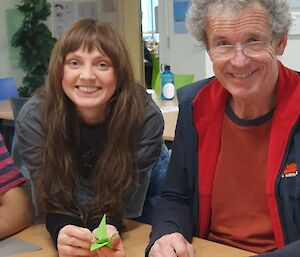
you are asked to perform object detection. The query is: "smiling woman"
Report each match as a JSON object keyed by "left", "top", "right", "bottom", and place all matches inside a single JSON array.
[
  {"left": 62, "top": 47, "right": 117, "bottom": 124},
  {"left": 13, "top": 19, "right": 168, "bottom": 257}
]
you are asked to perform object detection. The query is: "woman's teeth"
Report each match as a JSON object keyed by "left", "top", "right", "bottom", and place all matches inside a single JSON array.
[{"left": 77, "top": 86, "right": 99, "bottom": 93}]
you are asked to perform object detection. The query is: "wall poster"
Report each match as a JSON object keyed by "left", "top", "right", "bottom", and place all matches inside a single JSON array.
[
  {"left": 52, "top": 1, "right": 99, "bottom": 39},
  {"left": 173, "top": 0, "right": 189, "bottom": 34}
]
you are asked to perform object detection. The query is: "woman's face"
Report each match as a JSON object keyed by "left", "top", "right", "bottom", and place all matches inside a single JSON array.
[{"left": 62, "top": 46, "right": 117, "bottom": 124}]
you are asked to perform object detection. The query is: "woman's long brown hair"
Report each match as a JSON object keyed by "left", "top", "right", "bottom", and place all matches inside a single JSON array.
[{"left": 37, "top": 19, "right": 147, "bottom": 220}]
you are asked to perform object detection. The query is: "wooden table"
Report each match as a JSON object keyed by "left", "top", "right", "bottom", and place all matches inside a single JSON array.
[
  {"left": 0, "top": 95, "right": 179, "bottom": 141},
  {"left": 0, "top": 100, "right": 14, "bottom": 121},
  {"left": 151, "top": 93, "right": 178, "bottom": 141},
  {"left": 11, "top": 220, "right": 256, "bottom": 257},
  {"left": 162, "top": 110, "right": 177, "bottom": 141}
]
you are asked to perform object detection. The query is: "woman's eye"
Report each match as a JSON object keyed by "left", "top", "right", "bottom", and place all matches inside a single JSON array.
[
  {"left": 97, "top": 62, "right": 109, "bottom": 70},
  {"left": 67, "top": 60, "right": 79, "bottom": 68}
]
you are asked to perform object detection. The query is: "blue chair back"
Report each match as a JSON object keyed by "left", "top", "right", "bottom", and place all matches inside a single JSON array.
[{"left": 0, "top": 77, "right": 19, "bottom": 100}]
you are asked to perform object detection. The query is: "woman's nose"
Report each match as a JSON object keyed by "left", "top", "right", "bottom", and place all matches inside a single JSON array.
[{"left": 80, "top": 65, "right": 96, "bottom": 80}]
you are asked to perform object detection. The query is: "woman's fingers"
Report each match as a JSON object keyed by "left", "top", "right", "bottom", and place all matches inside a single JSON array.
[{"left": 57, "top": 225, "right": 93, "bottom": 256}]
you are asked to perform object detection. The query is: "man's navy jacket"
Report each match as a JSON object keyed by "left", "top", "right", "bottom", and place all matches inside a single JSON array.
[{"left": 147, "top": 62, "right": 300, "bottom": 257}]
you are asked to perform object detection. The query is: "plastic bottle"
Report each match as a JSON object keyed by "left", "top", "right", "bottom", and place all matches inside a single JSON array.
[{"left": 161, "top": 65, "right": 175, "bottom": 100}]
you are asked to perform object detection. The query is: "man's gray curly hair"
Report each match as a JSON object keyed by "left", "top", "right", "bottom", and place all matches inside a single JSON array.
[{"left": 186, "top": 0, "right": 291, "bottom": 45}]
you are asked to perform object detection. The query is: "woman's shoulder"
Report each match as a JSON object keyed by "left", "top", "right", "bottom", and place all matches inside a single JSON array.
[
  {"left": 144, "top": 94, "right": 163, "bottom": 119},
  {"left": 143, "top": 95, "right": 164, "bottom": 128},
  {"left": 16, "top": 94, "right": 44, "bottom": 126}
]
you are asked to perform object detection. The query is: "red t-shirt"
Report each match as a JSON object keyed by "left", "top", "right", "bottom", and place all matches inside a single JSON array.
[{"left": 208, "top": 106, "right": 277, "bottom": 253}]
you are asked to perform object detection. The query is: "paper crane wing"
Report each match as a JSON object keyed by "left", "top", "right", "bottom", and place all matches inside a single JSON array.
[{"left": 90, "top": 214, "right": 115, "bottom": 251}]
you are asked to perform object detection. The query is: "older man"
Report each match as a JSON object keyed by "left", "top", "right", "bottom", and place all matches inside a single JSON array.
[
  {"left": 147, "top": 0, "right": 300, "bottom": 257},
  {"left": 0, "top": 132, "right": 33, "bottom": 239}
]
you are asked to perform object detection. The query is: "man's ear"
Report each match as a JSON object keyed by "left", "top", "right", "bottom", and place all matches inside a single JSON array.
[{"left": 275, "top": 32, "right": 288, "bottom": 56}]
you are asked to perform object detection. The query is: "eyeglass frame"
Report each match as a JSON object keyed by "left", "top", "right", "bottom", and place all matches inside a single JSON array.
[{"left": 207, "top": 38, "right": 274, "bottom": 60}]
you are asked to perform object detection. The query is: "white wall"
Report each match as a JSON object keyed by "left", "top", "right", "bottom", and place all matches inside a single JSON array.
[
  {"left": 158, "top": 0, "right": 205, "bottom": 81},
  {"left": 279, "top": 35, "right": 300, "bottom": 72}
]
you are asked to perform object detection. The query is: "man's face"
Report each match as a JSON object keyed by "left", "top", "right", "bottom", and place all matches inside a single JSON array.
[{"left": 206, "top": 3, "right": 287, "bottom": 104}]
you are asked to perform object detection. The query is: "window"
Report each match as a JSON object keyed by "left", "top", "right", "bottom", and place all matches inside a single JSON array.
[{"left": 141, "top": 0, "right": 159, "bottom": 43}]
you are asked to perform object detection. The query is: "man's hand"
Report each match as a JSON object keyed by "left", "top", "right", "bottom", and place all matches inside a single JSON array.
[
  {"left": 57, "top": 224, "right": 93, "bottom": 257},
  {"left": 92, "top": 224, "right": 125, "bottom": 257},
  {"left": 149, "top": 232, "right": 195, "bottom": 257}
]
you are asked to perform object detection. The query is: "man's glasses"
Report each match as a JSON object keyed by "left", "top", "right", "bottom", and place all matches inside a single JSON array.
[{"left": 208, "top": 39, "right": 273, "bottom": 61}]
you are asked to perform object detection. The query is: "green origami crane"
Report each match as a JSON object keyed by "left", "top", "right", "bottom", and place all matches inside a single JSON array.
[{"left": 90, "top": 214, "right": 116, "bottom": 251}]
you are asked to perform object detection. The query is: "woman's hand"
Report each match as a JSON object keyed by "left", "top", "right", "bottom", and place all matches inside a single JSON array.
[
  {"left": 57, "top": 224, "right": 94, "bottom": 257},
  {"left": 92, "top": 224, "right": 125, "bottom": 257}
]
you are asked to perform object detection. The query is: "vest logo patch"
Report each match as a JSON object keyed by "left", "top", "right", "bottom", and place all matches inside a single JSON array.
[{"left": 282, "top": 163, "right": 298, "bottom": 178}]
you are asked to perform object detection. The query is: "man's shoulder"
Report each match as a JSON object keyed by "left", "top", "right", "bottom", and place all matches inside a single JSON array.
[{"left": 177, "top": 76, "right": 215, "bottom": 105}]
